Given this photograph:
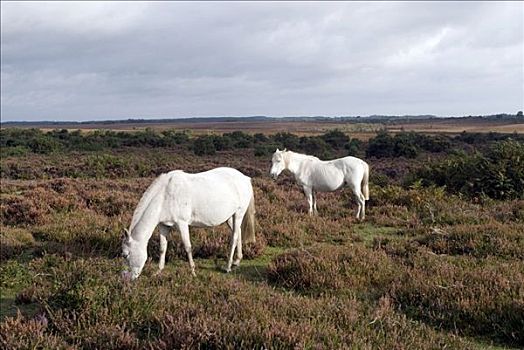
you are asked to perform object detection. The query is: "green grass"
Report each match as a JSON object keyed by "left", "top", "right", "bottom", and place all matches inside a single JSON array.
[
  {"left": 0, "top": 260, "right": 39, "bottom": 319},
  {"left": 352, "top": 223, "right": 402, "bottom": 244},
  {"left": 153, "top": 245, "right": 288, "bottom": 283}
]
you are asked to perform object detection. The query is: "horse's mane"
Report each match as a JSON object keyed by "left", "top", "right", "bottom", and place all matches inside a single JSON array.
[
  {"left": 286, "top": 150, "right": 320, "bottom": 161},
  {"left": 129, "top": 173, "right": 170, "bottom": 232}
]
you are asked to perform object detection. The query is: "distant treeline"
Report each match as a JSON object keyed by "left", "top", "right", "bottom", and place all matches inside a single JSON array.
[
  {"left": 1, "top": 128, "right": 523, "bottom": 159},
  {"left": 2, "top": 112, "right": 523, "bottom": 127}
]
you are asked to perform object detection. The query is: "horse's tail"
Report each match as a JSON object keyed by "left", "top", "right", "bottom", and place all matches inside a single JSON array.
[
  {"left": 362, "top": 162, "right": 370, "bottom": 201},
  {"left": 241, "top": 191, "right": 256, "bottom": 243}
]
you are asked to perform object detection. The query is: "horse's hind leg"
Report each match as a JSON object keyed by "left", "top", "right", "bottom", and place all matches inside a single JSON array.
[
  {"left": 358, "top": 192, "right": 366, "bottom": 220},
  {"left": 177, "top": 222, "right": 196, "bottom": 276},
  {"left": 312, "top": 190, "right": 318, "bottom": 215},
  {"left": 227, "top": 216, "right": 243, "bottom": 266},
  {"left": 226, "top": 213, "right": 242, "bottom": 272},
  {"left": 303, "top": 186, "right": 314, "bottom": 215},
  {"left": 233, "top": 228, "right": 242, "bottom": 267},
  {"left": 348, "top": 181, "right": 366, "bottom": 220},
  {"left": 157, "top": 225, "right": 170, "bottom": 273}
]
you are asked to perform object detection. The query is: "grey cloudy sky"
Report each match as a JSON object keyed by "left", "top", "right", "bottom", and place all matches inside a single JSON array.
[{"left": 1, "top": 1, "right": 523, "bottom": 121}]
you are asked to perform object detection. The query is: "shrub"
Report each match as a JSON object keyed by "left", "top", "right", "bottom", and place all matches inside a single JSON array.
[
  {"left": 192, "top": 136, "right": 216, "bottom": 156},
  {"left": 254, "top": 144, "right": 277, "bottom": 157},
  {"left": 414, "top": 140, "right": 524, "bottom": 199},
  {"left": 272, "top": 132, "right": 300, "bottom": 150},
  {"left": 212, "top": 135, "right": 233, "bottom": 151},
  {"left": 367, "top": 131, "right": 452, "bottom": 159},
  {"left": 253, "top": 133, "right": 269, "bottom": 143},
  {"left": 320, "top": 129, "right": 349, "bottom": 150},
  {"left": 28, "top": 135, "right": 62, "bottom": 154},
  {"left": 161, "top": 130, "right": 189, "bottom": 146},
  {"left": 344, "top": 138, "right": 362, "bottom": 156},
  {"left": 223, "top": 131, "right": 253, "bottom": 148},
  {"left": 299, "top": 136, "right": 332, "bottom": 159}
]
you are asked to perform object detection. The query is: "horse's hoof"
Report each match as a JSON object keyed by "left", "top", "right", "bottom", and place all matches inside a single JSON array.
[{"left": 232, "top": 260, "right": 241, "bottom": 267}]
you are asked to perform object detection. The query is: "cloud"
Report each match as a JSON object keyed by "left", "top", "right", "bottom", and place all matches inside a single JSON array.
[{"left": 1, "top": 1, "right": 522, "bottom": 121}]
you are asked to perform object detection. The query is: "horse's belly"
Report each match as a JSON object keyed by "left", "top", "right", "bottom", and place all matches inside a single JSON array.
[
  {"left": 311, "top": 169, "right": 344, "bottom": 192},
  {"left": 314, "top": 180, "right": 344, "bottom": 192}
]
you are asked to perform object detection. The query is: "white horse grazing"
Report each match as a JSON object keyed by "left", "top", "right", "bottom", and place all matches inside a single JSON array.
[
  {"left": 122, "top": 167, "right": 256, "bottom": 280},
  {"left": 270, "top": 149, "right": 370, "bottom": 219}
]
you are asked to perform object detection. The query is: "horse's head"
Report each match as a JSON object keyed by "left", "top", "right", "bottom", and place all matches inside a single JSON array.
[
  {"left": 270, "top": 148, "right": 287, "bottom": 180},
  {"left": 121, "top": 228, "right": 147, "bottom": 280}
]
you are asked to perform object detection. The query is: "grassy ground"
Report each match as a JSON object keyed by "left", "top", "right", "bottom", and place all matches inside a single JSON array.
[{"left": 1, "top": 147, "right": 523, "bottom": 349}]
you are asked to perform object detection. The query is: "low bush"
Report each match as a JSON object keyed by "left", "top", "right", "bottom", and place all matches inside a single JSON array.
[
  {"left": 0, "top": 226, "right": 35, "bottom": 261},
  {"left": 414, "top": 140, "right": 524, "bottom": 199},
  {"left": 390, "top": 253, "right": 524, "bottom": 346},
  {"left": 192, "top": 136, "right": 216, "bottom": 156},
  {"left": 267, "top": 244, "right": 399, "bottom": 299},
  {"left": 416, "top": 223, "right": 524, "bottom": 259},
  {"left": 366, "top": 131, "right": 451, "bottom": 159},
  {"left": 0, "top": 313, "right": 71, "bottom": 349}
]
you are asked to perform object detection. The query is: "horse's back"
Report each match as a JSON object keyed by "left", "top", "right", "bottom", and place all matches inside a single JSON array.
[
  {"left": 329, "top": 156, "right": 367, "bottom": 174},
  {"left": 164, "top": 167, "right": 252, "bottom": 226},
  {"left": 306, "top": 156, "right": 367, "bottom": 191}
]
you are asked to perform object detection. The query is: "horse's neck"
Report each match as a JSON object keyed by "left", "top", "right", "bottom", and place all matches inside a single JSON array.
[
  {"left": 130, "top": 193, "right": 164, "bottom": 243},
  {"left": 286, "top": 152, "right": 315, "bottom": 176}
]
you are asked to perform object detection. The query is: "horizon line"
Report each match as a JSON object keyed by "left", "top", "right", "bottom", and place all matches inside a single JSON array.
[{"left": 2, "top": 112, "right": 522, "bottom": 124}]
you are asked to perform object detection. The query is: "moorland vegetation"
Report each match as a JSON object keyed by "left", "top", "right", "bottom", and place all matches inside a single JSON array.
[{"left": 1, "top": 127, "right": 523, "bottom": 349}]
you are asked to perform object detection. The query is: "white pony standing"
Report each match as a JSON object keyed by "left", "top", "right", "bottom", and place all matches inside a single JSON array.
[
  {"left": 122, "top": 167, "right": 256, "bottom": 280},
  {"left": 270, "top": 149, "right": 370, "bottom": 220}
]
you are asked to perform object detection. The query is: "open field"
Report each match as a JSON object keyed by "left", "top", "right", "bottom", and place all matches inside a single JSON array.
[
  {"left": 5, "top": 117, "right": 524, "bottom": 140},
  {"left": 1, "top": 127, "right": 523, "bottom": 349}
]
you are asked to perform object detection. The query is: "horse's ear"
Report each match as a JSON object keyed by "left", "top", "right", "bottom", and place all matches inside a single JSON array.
[
  {"left": 123, "top": 228, "right": 130, "bottom": 239},
  {"left": 283, "top": 148, "right": 287, "bottom": 152},
  {"left": 276, "top": 148, "right": 280, "bottom": 152}
]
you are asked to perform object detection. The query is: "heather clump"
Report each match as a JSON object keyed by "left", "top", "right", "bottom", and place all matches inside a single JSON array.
[
  {"left": 417, "top": 223, "right": 524, "bottom": 259},
  {"left": 267, "top": 244, "right": 399, "bottom": 299},
  {"left": 0, "top": 226, "right": 35, "bottom": 261},
  {"left": 390, "top": 253, "right": 524, "bottom": 346}
]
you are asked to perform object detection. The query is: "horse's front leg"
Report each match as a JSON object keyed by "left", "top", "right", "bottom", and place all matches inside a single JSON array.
[
  {"left": 177, "top": 222, "right": 196, "bottom": 276},
  {"left": 303, "top": 186, "right": 314, "bottom": 215},
  {"left": 156, "top": 225, "right": 170, "bottom": 275}
]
